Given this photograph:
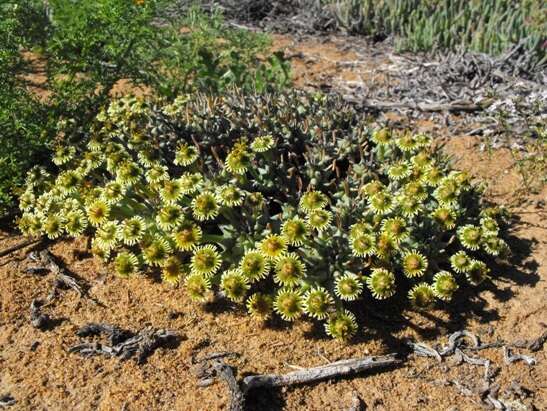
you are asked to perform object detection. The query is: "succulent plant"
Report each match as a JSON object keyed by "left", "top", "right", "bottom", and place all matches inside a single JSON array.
[{"left": 18, "top": 91, "right": 510, "bottom": 340}]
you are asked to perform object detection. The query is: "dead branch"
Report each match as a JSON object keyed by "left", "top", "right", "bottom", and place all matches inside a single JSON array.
[
  {"left": 346, "top": 98, "right": 488, "bottom": 113},
  {"left": 210, "top": 359, "right": 246, "bottom": 411},
  {"left": 241, "top": 354, "right": 401, "bottom": 391},
  {"left": 69, "top": 323, "right": 178, "bottom": 364},
  {"left": 502, "top": 347, "right": 536, "bottom": 366},
  {"left": 0, "top": 237, "right": 43, "bottom": 258},
  {"left": 439, "top": 330, "right": 480, "bottom": 356},
  {"left": 406, "top": 341, "right": 442, "bottom": 362},
  {"left": 410, "top": 329, "right": 543, "bottom": 408},
  {"left": 196, "top": 354, "right": 400, "bottom": 410},
  {"left": 76, "top": 323, "right": 134, "bottom": 345},
  {"left": 480, "top": 382, "right": 518, "bottom": 410},
  {"left": 27, "top": 250, "right": 86, "bottom": 298},
  {"left": 348, "top": 392, "right": 366, "bottom": 411},
  {"left": 522, "top": 330, "right": 547, "bottom": 352},
  {"left": 0, "top": 394, "right": 16, "bottom": 408},
  {"left": 455, "top": 349, "right": 492, "bottom": 381}
]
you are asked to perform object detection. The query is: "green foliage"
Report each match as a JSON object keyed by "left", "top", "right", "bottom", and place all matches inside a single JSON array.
[
  {"left": 0, "top": 91, "right": 50, "bottom": 216},
  {"left": 332, "top": 0, "right": 546, "bottom": 67},
  {"left": 153, "top": 7, "right": 290, "bottom": 96},
  {"left": 0, "top": 0, "right": 290, "bottom": 215},
  {"left": 18, "top": 91, "right": 510, "bottom": 340},
  {"left": 0, "top": 1, "right": 51, "bottom": 215},
  {"left": 47, "top": 0, "right": 289, "bottom": 101}
]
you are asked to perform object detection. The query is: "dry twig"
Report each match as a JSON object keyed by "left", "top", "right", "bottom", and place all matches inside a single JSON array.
[
  {"left": 502, "top": 347, "right": 536, "bottom": 366},
  {"left": 0, "top": 237, "right": 43, "bottom": 258},
  {"left": 349, "top": 99, "right": 487, "bottom": 113},
  {"left": 196, "top": 354, "right": 400, "bottom": 411},
  {"left": 242, "top": 355, "right": 400, "bottom": 390},
  {"left": 69, "top": 323, "right": 178, "bottom": 364},
  {"left": 410, "top": 329, "right": 542, "bottom": 409},
  {"left": 0, "top": 394, "right": 16, "bottom": 409},
  {"left": 516, "top": 330, "right": 547, "bottom": 352},
  {"left": 348, "top": 391, "right": 366, "bottom": 411},
  {"left": 27, "top": 250, "right": 86, "bottom": 299}
]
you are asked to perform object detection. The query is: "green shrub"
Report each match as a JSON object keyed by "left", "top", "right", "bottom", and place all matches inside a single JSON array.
[
  {"left": 0, "top": 91, "right": 50, "bottom": 217},
  {"left": 0, "top": 0, "right": 289, "bottom": 216},
  {"left": 0, "top": 1, "right": 52, "bottom": 216},
  {"left": 18, "top": 91, "right": 510, "bottom": 340},
  {"left": 47, "top": 0, "right": 290, "bottom": 101}
]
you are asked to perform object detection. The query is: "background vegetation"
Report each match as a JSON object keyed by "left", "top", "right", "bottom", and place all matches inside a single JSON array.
[
  {"left": 331, "top": 0, "right": 546, "bottom": 63},
  {"left": 0, "top": 0, "right": 289, "bottom": 217},
  {"left": 2, "top": 0, "right": 544, "bottom": 216}
]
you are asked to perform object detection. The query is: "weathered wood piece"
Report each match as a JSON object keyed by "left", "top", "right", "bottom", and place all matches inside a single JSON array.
[
  {"left": 69, "top": 323, "right": 178, "bottom": 364},
  {"left": 241, "top": 355, "right": 400, "bottom": 391},
  {"left": 196, "top": 354, "right": 401, "bottom": 411},
  {"left": 0, "top": 394, "right": 16, "bottom": 408},
  {"left": 347, "top": 99, "right": 488, "bottom": 113},
  {"left": 27, "top": 250, "right": 85, "bottom": 299},
  {"left": 0, "top": 238, "right": 43, "bottom": 258},
  {"left": 502, "top": 347, "right": 536, "bottom": 366},
  {"left": 348, "top": 391, "right": 366, "bottom": 411}
]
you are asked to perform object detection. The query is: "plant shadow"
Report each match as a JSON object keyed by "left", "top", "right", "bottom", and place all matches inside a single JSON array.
[{"left": 246, "top": 386, "right": 286, "bottom": 411}]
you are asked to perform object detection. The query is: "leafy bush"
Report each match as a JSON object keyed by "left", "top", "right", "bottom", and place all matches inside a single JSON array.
[
  {"left": 18, "top": 91, "right": 510, "bottom": 340},
  {"left": 332, "top": 0, "right": 546, "bottom": 68},
  {"left": 47, "top": 0, "right": 290, "bottom": 101},
  {"left": 0, "top": 1, "right": 52, "bottom": 216},
  {"left": 0, "top": 0, "right": 289, "bottom": 216},
  {"left": 0, "top": 91, "right": 50, "bottom": 217}
]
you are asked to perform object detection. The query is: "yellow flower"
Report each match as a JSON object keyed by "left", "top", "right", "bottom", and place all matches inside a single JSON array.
[
  {"left": 190, "top": 245, "right": 221, "bottom": 277},
  {"left": 282, "top": 217, "right": 308, "bottom": 246},
  {"left": 274, "top": 289, "right": 303, "bottom": 321},
  {"left": 260, "top": 234, "right": 287, "bottom": 259},
  {"left": 162, "top": 255, "right": 185, "bottom": 284},
  {"left": 325, "top": 310, "right": 357, "bottom": 340}
]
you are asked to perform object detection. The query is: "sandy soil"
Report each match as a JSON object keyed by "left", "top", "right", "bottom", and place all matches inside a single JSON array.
[{"left": 1, "top": 35, "right": 546, "bottom": 411}]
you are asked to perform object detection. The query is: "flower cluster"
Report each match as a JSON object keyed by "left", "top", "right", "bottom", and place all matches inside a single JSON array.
[{"left": 18, "top": 92, "right": 510, "bottom": 340}]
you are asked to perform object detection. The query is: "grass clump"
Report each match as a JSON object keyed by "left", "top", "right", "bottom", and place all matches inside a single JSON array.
[{"left": 18, "top": 90, "right": 511, "bottom": 340}]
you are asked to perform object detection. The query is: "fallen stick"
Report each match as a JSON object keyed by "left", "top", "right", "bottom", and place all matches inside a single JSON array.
[
  {"left": 502, "top": 347, "right": 536, "bottom": 366},
  {"left": 0, "top": 394, "right": 16, "bottom": 408},
  {"left": 515, "top": 330, "right": 547, "bottom": 352},
  {"left": 348, "top": 392, "right": 366, "bottom": 411},
  {"left": 241, "top": 354, "right": 401, "bottom": 391},
  {"left": 210, "top": 359, "right": 246, "bottom": 411},
  {"left": 454, "top": 348, "right": 492, "bottom": 381},
  {"left": 76, "top": 323, "right": 133, "bottom": 345},
  {"left": 28, "top": 250, "right": 85, "bottom": 298},
  {"left": 0, "top": 237, "right": 43, "bottom": 258},
  {"left": 344, "top": 98, "right": 489, "bottom": 113},
  {"left": 69, "top": 323, "right": 178, "bottom": 364},
  {"left": 406, "top": 341, "right": 442, "bottom": 362},
  {"left": 439, "top": 330, "right": 480, "bottom": 356},
  {"left": 198, "top": 354, "right": 401, "bottom": 410},
  {"left": 409, "top": 329, "right": 543, "bottom": 407}
]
